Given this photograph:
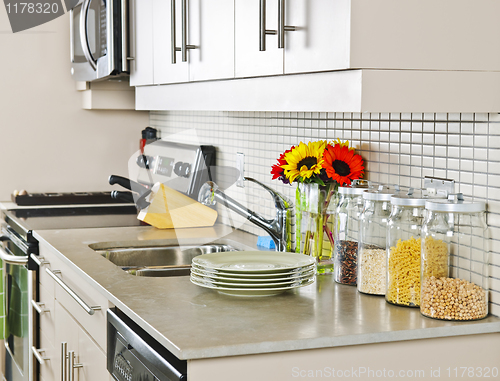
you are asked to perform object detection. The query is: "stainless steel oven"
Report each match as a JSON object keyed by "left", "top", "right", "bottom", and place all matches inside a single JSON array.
[
  {"left": 0, "top": 220, "right": 38, "bottom": 381},
  {"left": 70, "top": 0, "right": 130, "bottom": 81}
]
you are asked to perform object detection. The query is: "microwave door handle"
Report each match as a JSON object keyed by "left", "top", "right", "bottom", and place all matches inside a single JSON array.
[
  {"left": 0, "top": 245, "right": 28, "bottom": 265},
  {"left": 79, "top": 0, "right": 97, "bottom": 70},
  {"left": 70, "top": 9, "right": 75, "bottom": 62},
  {"left": 121, "top": 0, "right": 129, "bottom": 72}
]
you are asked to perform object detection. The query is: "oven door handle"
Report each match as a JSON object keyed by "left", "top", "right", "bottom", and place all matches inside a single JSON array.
[
  {"left": 79, "top": 0, "right": 97, "bottom": 70},
  {"left": 0, "top": 245, "right": 28, "bottom": 265}
]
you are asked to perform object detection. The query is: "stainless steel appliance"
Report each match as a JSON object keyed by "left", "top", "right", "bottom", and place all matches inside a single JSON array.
[
  {"left": 107, "top": 308, "right": 187, "bottom": 381},
  {"left": 70, "top": 0, "right": 130, "bottom": 81}
]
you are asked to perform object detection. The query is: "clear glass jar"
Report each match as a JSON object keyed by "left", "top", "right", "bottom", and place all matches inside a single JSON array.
[
  {"left": 386, "top": 190, "right": 427, "bottom": 307},
  {"left": 333, "top": 185, "right": 368, "bottom": 285},
  {"left": 358, "top": 185, "right": 395, "bottom": 295},
  {"left": 421, "top": 194, "right": 489, "bottom": 321}
]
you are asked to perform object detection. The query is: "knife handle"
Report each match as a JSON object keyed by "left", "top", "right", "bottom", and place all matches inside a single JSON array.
[{"left": 108, "top": 175, "right": 149, "bottom": 195}]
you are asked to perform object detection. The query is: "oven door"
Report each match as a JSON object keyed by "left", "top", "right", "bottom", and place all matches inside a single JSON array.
[
  {"left": 70, "top": 0, "right": 129, "bottom": 81},
  {"left": 0, "top": 233, "right": 36, "bottom": 381}
]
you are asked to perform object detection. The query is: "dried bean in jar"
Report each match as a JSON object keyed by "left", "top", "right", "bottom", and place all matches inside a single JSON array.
[{"left": 334, "top": 240, "right": 358, "bottom": 285}]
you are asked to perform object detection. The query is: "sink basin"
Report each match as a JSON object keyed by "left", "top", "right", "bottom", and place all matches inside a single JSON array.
[{"left": 93, "top": 241, "right": 253, "bottom": 277}]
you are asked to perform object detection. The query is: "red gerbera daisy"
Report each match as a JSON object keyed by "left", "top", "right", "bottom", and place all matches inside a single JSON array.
[
  {"left": 322, "top": 143, "right": 364, "bottom": 186},
  {"left": 271, "top": 147, "right": 294, "bottom": 184}
]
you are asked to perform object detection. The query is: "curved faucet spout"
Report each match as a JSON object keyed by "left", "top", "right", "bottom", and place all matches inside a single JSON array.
[{"left": 198, "top": 179, "right": 295, "bottom": 252}]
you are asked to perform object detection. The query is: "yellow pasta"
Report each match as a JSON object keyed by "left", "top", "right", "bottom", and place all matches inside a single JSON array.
[
  {"left": 422, "top": 236, "right": 448, "bottom": 279},
  {"left": 387, "top": 237, "right": 421, "bottom": 307}
]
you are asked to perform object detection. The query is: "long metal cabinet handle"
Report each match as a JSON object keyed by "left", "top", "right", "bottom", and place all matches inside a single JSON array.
[
  {"left": 31, "top": 300, "right": 50, "bottom": 315},
  {"left": 259, "top": 0, "right": 277, "bottom": 51},
  {"left": 79, "top": 0, "right": 97, "bottom": 70},
  {"left": 181, "top": 0, "right": 195, "bottom": 62},
  {"left": 121, "top": 0, "right": 129, "bottom": 71},
  {"left": 32, "top": 347, "right": 48, "bottom": 366},
  {"left": 278, "top": 0, "right": 295, "bottom": 48},
  {"left": 61, "top": 342, "right": 68, "bottom": 381},
  {"left": 46, "top": 268, "right": 101, "bottom": 315},
  {"left": 0, "top": 245, "right": 28, "bottom": 265},
  {"left": 170, "top": 0, "right": 180, "bottom": 63},
  {"left": 68, "top": 351, "right": 83, "bottom": 381}
]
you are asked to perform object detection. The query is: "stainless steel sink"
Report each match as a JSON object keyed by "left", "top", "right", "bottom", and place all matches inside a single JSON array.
[{"left": 93, "top": 241, "right": 251, "bottom": 277}]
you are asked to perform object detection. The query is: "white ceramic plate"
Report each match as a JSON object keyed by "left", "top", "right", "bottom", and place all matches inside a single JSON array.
[
  {"left": 191, "top": 263, "right": 315, "bottom": 278},
  {"left": 190, "top": 267, "right": 315, "bottom": 283},
  {"left": 190, "top": 276, "right": 315, "bottom": 297},
  {"left": 192, "top": 251, "right": 316, "bottom": 273},
  {"left": 190, "top": 272, "right": 314, "bottom": 287}
]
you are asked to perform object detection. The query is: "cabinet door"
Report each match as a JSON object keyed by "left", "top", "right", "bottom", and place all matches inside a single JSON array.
[
  {"left": 234, "top": 0, "right": 283, "bottom": 78},
  {"left": 284, "top": 0, "right": 350, "bottom": 74},
  {"left": 130, "top": 0, "right": 154, "bottom": 86},
  {"left": 153, "top": 0, "right": 190, "bottom": 84},
  {"left": 188, "top": 0, "right": 234, "bottom": 81},
  {"left": 54, "top": 302, "right": 108, "bottom": 381}
]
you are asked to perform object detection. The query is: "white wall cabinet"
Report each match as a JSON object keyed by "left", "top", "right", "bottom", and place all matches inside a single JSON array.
[
  {"left": 135, "top": 0, "right": 500, "bottom": 112},
  {"left": 129, "top": 0, "right": 154, "bottom": 86},
  {"left": 153, "top": 0, "right": 234, "bottom": 85}
]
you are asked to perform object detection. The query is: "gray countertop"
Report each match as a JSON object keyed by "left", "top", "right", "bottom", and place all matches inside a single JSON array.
[{"left": 33, "top": 225, "right": 500, "bottom": 361}]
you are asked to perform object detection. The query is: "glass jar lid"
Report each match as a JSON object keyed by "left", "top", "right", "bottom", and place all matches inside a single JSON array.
[
  {"left": 338, "top": 179, "right": 371, "bottom": 195},
  {"left": 425, "top": 193, "right": 485, "bottom": 213},
  {"left": 362, "top": 185, "right": 395, "bottom": 201},
  {"left": 391, "top": 190, "right": 426, "bottom": 207},
  {"left": 339, "top": 187, "right": 369, "bottom": 195}
]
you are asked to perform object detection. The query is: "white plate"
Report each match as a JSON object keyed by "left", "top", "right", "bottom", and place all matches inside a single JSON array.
[
  {"left": 190, "top": 276, "right": 315, "bottom": 297},
  {"left": 190, "top": 272, "right": 314, "bottom": 288},
  {"left": 192, "top": 251, "right": 316, "bottom": 273},
  {"left": 191, "top": 263, "right": 315, "bottom": 278},
  {"left": 190, "top": 267, "right": 315, "bottom": 283}
]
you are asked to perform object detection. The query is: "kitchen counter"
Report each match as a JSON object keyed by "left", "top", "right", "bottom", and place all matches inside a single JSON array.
[{"left": 33, "top": 225, "right": 500, "bottom": 361}]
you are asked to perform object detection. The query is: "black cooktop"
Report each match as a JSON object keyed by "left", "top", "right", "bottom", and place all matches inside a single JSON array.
[{"left": 3, "top": 205, "right": 143, "bottom": 237}]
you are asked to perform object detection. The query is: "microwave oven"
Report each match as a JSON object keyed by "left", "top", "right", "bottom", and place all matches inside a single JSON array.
[{"left": 69, "top": 0, "right": 130, "bottom": 81}]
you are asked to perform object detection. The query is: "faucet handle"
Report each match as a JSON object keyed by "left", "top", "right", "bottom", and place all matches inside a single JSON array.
[{"left": 198, "top": 181, "right": 218, "bottom": 206}]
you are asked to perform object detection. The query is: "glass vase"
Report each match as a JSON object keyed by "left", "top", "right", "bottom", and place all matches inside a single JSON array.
[{"left": 295, "top": 182, "right": 337, "bottom": 274}]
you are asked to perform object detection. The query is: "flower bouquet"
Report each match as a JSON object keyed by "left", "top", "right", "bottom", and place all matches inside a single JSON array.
[{"left": 271, "top": 140, "right": 365, "bottom": 273}]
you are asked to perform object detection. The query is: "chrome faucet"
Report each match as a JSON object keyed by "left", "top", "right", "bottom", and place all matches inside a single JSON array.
[{"left": 198, "top": 178, "right": 295, "bottom": 252}]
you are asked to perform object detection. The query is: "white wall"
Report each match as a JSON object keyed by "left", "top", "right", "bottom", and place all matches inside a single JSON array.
[{"left": 0, "top": 9, "right": 148, "bottom": 199}]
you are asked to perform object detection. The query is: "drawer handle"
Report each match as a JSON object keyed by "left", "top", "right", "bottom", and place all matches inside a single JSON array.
[
  {"left": 32, "top": 347, "right": 49, "bottom": 365},
  {"left": 31, "top": 300, "right": 50, "bottom": 315},
  {"left": 259, "top": 0, "right": 277, "bottom": 51},
  {"left": 30, "top": 253, "right": 49, "bottom": 266},
  {"left": 46, "top": 268, "right": 101, "bottom": 315}
]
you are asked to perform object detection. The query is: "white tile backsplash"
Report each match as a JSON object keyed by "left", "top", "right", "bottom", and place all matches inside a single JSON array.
[{"left": 151, "top": 111, "right": 500, "bottom": 316}]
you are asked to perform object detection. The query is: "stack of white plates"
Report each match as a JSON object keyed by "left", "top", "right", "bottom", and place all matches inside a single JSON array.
[{"left": 190, "top": 251, "right": 316, "bottom": 296}]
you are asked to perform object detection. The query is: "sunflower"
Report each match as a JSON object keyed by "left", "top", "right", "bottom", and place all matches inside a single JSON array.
[
  {"left": 322, "top": 143, "right": 364, "bottom": 186},
  {"left": 282, "top": 141, "right": 326, "bottom": 183}
]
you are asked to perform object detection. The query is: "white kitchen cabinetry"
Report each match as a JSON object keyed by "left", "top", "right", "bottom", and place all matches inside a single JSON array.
[
  {"left": 129, "top": 0, "right": 154, "bottom": 86},
  {"left": 55, "top": 302, "right": 108, "bottom": 381},
  {"left": 33, "top": 244, "right": 110, "bottom": 381},
  {"left": 136, "top": 0, "right": 500, "bottom": 112},
  {"left": 235, "top": 0, "right": 500, "bottom": 77},
  {"left": 153, "top": 0, "right": 234, "bottom": 84}
]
